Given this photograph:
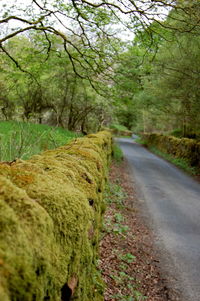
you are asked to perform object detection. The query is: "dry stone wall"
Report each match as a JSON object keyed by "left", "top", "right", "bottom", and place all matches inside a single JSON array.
[
  {"left": 0, "top": 131, "right": 112, "bottom": 301},
  {"left": 143, "top": 133, "right": 200, "bottom": 168}
]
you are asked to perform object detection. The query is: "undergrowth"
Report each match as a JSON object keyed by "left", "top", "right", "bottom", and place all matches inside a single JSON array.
[
  {"left": 0, "top": 121, "right": 80, "bottom": 161},
  {"left": 101, "top": 176, "right": 146, "bottom": 301},
  {"left": 112, "top": 143, "right": 124, "bottom": 164},
  {"left": 134, "top": 137, "right": 147, "bottom": 146},
  {"left": 110, "top": 124, "right": 129, "bottom": 132}
]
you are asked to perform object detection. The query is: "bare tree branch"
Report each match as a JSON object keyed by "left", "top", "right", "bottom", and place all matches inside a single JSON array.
[
  {"left": 0, "top": 44, "right": 42, "bottom": 87},
  {"left": 1, "top": 0, "right": 200, "bottom": 86},
  {"left": 0, "top": 12, "right": 53, "bottom": 26}
]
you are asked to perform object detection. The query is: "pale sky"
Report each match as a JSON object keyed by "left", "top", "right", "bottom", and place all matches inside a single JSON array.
[{"left": 0, "top": 0, "right": 170, "bottom": 42}]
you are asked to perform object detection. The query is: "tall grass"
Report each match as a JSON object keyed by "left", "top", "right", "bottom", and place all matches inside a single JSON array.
[{"left": 0, "top": 121, "right": 80, "bottom": 161}]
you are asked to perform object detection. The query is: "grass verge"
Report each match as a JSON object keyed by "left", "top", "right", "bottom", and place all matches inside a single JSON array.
[
  {"left": 100, "top": 161, "right": 174, "bottom": 300},
  {"left": 100, "top": 177, "right": 147, "bottom": 301},
  {"left": 112, "top": 143, "right": 124, "bottom": 164},
  {"left": 149, "top": 146, "right": 198, "bottom": 176},
  {"left": 134, "top": 137, "right": 147, "bottom": 146},
  {"left": 0, "top": 121, "right": 80, "bottom": 161}
]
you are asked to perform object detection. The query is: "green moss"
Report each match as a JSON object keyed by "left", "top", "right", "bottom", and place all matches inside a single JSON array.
[
  {"left": 0, "top": 131, "right": 112, "bottom": 301},
  {"left": 0, "top": 177, "right": 60, "bottom": 301},
  {"left": 143, "top": 133, "right": 200, "bottom": 171}
]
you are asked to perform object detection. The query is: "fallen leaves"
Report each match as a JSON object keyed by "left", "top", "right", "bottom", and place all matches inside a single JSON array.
[{"left": 100, "top": 160, "right": 179, "bottom": 301}]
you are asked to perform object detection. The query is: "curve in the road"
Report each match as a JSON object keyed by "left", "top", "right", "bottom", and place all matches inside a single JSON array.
[{"left": 117, "top": 138, "right": 200, "bottom": 301}]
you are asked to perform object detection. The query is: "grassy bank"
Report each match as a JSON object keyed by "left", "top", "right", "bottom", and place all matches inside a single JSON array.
[{"left": 0, "top": 121, "right": 80, "bottom": 161}]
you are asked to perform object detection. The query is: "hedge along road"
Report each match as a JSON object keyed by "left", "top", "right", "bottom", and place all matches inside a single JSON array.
[{"left": 117, "top": 138, "right": 200, "bottom": 301}]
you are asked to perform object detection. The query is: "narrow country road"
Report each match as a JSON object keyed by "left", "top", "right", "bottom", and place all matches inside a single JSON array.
[{"left": 117, "top": 138, "right": 200, "bottom": 301}]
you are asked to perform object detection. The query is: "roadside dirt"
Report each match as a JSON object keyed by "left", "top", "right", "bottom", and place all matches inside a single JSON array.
[
  {"left": 194, "top": 174, "right": 200, "bottom": 184},
  {"left": 99, "top": 160, "right": 181, "bottom": 301}
]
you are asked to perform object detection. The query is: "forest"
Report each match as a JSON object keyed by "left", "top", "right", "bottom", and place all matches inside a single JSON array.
[
  {"left": 1, "top": 2, "right": 200, "bottom": 301},
  {"left": 0, "top": 0, "right": 200, "bottom": 138}
]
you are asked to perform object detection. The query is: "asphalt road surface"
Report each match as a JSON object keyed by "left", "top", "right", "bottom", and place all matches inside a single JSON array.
[{"left": 117, "top": 138, "right": 200, "bottom": 301}]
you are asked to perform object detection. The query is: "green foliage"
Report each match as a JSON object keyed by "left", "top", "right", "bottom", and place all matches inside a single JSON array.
[
  {"left": 134, "top": 137, "right": 147, "bottom": 146},
  {"left": 102, "top": 174, "right": 147, "bottom": 301},
  {"left": 112, "top": 143, "right": 124, "bottom": 163},
  {"left": 150, "top": 147, "right": 198, "bottom": 175},
  {"left": 103, "top": 183, "right": 129, "bottom": 236},
  {"left": 113, "top": 223, "right": 129, "bottom": 236},
  {"left": 0, "top": 121, "right": 80, "bottom": 161},
  {"left": 111, "top": 45, "right": 145, "bottom": 130},
  {"left": 118, "top": 253, "right": 136, "bottom": 264},
  {"left": 0, "top": 34, "right": 114, "bottom": 133},
  {"left": 114, "top": 213, "right": 124, "bottom": 223},
  {"left": 169, "top": 129, "right": 183, "bottom": 138},
  {"left": 110, "top": 124, "right": 129, "bottom": 132},
  {"left": 110, "top": 2, "right": 200, "bottom": 136},
  {"left": 110, "top": 124, "right": 132, "bottom": 138},
  {"left": 110, "top": 270, "right": 147, "bottom": 301},
  {"left": 112, "top": 292, "right": 147, "bottom": 301},
  {"left": 104, "top": 182, "right": 126, "bottom": 208},
  {"left": 139, "top": 18, "right": 200, "bottom": 135},
  {"left": 1, "top": 1, "right": 200, "bottom": 136},
  {"left": 169, "top": 129, "right": 200, "bottom": 140}
]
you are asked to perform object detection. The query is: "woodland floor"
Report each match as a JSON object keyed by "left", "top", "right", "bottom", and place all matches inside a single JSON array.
[{"left": 99, "top": 160, "right": 181, "bottom": 301}]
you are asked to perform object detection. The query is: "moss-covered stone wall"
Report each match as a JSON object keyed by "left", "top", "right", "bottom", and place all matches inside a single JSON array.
[
  {"left": 0, "top": 131, "right": 112, "bottom": 301},
  {"left": 110, "top": 129, "right": 132, "bottom": 137},
  {"left": 143, "top": 133, "right": 200, "bottom": 168}
]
